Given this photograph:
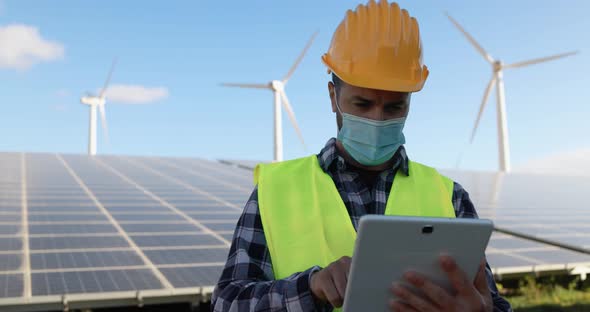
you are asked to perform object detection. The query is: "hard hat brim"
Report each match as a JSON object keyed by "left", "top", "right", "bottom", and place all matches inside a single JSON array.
[{"left": 322, "top": 54, "right": 428, "bottom": 93}]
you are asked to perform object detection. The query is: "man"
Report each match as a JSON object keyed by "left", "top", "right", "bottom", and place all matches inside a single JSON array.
[{"left": 212, "top": 0, "right": 512, "bottom": 311}]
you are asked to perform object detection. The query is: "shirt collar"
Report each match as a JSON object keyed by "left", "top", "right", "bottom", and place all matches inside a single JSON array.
[{"left": 317, "top": 138, "right": 409, "bottom": 176}]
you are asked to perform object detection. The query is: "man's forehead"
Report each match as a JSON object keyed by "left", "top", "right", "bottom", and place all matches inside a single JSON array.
[{"left": 339, "top": 83, "right": 410, "bottom": 102}]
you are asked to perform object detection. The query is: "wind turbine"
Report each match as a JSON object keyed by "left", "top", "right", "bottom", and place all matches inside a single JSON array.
[
  {"left": 221, "top": 32, "right": 317, "bottom": 162},
  {"left": 447, "top": 13, "right": 578, "bottom": 172},
  {"left": 80, "top": 58, "right": 116, "bottom": 156}
]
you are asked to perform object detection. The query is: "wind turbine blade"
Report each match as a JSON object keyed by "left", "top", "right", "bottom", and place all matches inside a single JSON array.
[
  {"left": 470, "top": 76, "right": 497, "bottom": 144},
  {"left": 279, "top": 91, "right": 306, "bottom": 150},
  {"left": 282, "top": 31, "right": 319, "bottom": 83},
  {"left": 503, "top": 50, "right": 579, "bottom": 69},
  {"left": 98, "top": 103, "right": 110, "bottom": 145},
  {"left": 445, "top": 13, "right": 495, "bottom": 64},
  {"left": 454, "top": 143, "right": 469, "bottom": 169},
  {"left": 219, "top": 83, "right": 270, "bottom": 89},
  {"left": 99, "top": 58, "right": 117, "bottom": 99}
]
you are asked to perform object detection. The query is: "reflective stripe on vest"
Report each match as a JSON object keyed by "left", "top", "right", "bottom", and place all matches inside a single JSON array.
[{"left": 254, "top": 155, "right": 455, "bottom": 283}]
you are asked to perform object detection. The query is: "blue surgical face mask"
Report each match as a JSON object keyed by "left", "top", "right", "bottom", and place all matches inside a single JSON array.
[{"left": 335, "top": 101, "right": 406, "bottom": 166}]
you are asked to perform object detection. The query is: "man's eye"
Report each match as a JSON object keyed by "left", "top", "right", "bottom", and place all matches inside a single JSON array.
[
  {"left": 354, "top": 102, "right": 369, "bottom": 108},
  {"left": 386, "top": 105, "right": 403, "bottom": 112}
]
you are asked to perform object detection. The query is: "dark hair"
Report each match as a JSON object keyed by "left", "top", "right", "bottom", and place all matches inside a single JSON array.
[{"left": 332, "top": 73, "right": 342, "bottom": 92}]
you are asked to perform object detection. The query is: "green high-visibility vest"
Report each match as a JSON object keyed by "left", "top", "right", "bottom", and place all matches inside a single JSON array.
[{"left": 254, "top": 155, "right": 455, "bottom": 308}]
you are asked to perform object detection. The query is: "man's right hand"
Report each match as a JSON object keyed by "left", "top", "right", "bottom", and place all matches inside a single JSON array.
[{"left": 310, "top": 256, "right": 352, "bottom": 308}]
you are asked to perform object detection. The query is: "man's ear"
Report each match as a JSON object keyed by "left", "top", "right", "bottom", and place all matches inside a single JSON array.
[
  {"left": 328, "top": 81, "right": 337, "bottom": 113},
  {"left": 404, "top": 93, "right": 412, "bottom": 117}
]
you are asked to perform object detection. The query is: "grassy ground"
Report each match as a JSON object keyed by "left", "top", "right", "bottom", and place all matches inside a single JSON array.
[{"left": 502, "top": 275, "right": 590, "bottom": 312}]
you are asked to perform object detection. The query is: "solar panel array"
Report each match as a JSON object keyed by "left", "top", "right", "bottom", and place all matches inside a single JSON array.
[
  {"left": 441, "top": 170, "right": 590, "bottom": 249},
  {"left": 438, "top": 169, "right": 590, "bottom": 277},
  {"left": 0, "top": 153, "right": 253, "bottom": 310},
  {"left": 1, "top": 153, "right": 589, "bottom": 311}
]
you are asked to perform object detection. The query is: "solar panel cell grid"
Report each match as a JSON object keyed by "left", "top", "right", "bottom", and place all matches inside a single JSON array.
[
  {"left": 441, "top": 170, "right": 590, "bottom": 247},
  {"left": 30, "top": 236, "right": 130, "bottom": 250},
  {"left": 0, "top": 254, "right": 22, "bottom": 271},
  {"left": 0, "top": 274, "right": 23, "bottom": 298},
  {"left": 103, "top": 205, "right": 174, "bottom": 212},
  {"left": 203, "top": 222, "right": 239, "bottom": 232},
  {"left": 519, "top": 250, "right": 590, "bottom": 264},
  {"left": 187, "top": 213, "right": 241, "bottom": 220},
  {"left": 0, "top": 225, "right": 20, "bottom": 235},
  {"left": 0, "top": 197, "right": 20, "bottom": 202},
  {"left": 112, "top": 213, "right": 187, "bottom": 222},
  {"left": 131, "top": 234, "right": 222, "bottom": 247},
  {"left": 97, "top": 199, "right": 163, "bottom": 205},
  {"left": 30, "top": 251, "right": 145, "bottom": 270},
  {"left": 0, "top": 199, "right": 20, "bottom": 205},
  {"left": 28, "top": 214, "right": 107, "bottom": 222},
  {"left": 144, "top": 248, "right": 229, "bottom": 265},
  {"left": 121, "top": 223, "right": 202, "bottom": 233},
  {"left": 29, "top": 224, "right": 117, "bottom": 235},
  {"left": 160, "top": 199, "right": 222, "bottom": 206},
  {"left": 485, "top": 253, "right": 537, "bottom": 268},
  {"left": 488, "top": 236, "right": 542, "bottom": 250},
  {"left": 31, "top": 269, "right": 163, "bottom": 296},
  {"left": 546, "top": 236, "right": 590, "bottom": 248},
  {"left": 0, "top": 238, "right": 23, "bottom": 251},
  {"left": 218, "top": 159, "right": 261, "bottom": 169},
  {"left": 27, "top": 197, "right": 95, "bottom": 204},
  {"left": 0, "top": 214, "right": 21, "bottom": 222},
  {"left": 27, "top": 205, "right": 99, "bottom": 212},
  {"left": 486, "top": 233, "right": 590, "bottom": 272},
  {"left": 220, "top": 234, "right": 234, "bottom": 242},
  {"left": 0, "top": 207, "right": 20, "bottom": 213},
  {"left": 160, "top": 266, "right": 224, "bottom": 288},
  {"left": 173, "top": 205, "right": 238, "bottom": 212}
]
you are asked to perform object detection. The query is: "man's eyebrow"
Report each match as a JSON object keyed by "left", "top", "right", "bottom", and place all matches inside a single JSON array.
[
  {"left": 350, "top": 96, "right": 373, "bottom": 103},
  {"left": 385, "top": 99, "right": 408, "bottom": 106}
]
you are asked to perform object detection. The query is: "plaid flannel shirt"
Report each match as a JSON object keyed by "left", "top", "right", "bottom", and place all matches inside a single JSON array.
[{"left": 212, "top": 138, "right": 512, "bottom": 312}]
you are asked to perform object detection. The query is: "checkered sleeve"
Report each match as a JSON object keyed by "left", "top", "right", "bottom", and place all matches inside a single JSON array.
[
  {"left": 453, "top": 182, "right": 513, "bottom": 312},
  {"left": 211, "top": 186, "right": 324, "bottom": 312}
]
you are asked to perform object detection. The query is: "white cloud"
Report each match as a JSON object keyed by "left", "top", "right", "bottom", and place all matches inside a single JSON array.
[
  {"left": 103, "top": 84, "right": 169, "bottom": 104},
  {"left": 0, "top": 24, "right": 64, "bottom": 70},
  {"left": 517, "top": 148, "right": 590, "bottom": 176}
]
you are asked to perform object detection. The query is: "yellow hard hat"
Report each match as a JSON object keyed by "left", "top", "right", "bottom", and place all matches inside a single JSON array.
[{"left": 322, "top": 0, "right": 429, "bottom": 92}]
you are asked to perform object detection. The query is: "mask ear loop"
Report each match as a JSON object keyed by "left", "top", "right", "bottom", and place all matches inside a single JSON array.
[
  {"left": 334, "top": 93, "right": 349, "bottom": 117},
  {"left": 334, "top": 93, "right": 343, "bottom": 115},
  {"left": 334, "top": 94, "right": 345, "bottom": 134}
]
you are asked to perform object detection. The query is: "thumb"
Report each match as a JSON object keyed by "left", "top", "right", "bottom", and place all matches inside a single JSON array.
[{"left": 474, "top": 260, "right": 490, "bottom": 295}]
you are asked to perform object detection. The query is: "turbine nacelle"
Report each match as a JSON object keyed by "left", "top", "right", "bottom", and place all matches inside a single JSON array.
[
  {"left": 493, "top": 61, "right": 503, "bottom": 72},
  {"left": 270, "top": 80, "right": 284, "bottom": 92},
  {"left": 80, "top": 96, "right": 105, "bottom": 107}
]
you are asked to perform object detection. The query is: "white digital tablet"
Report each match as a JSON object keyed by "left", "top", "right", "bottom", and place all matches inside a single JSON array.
[{"left": 342, "top": 215, "right": 493, "bottom": 312}]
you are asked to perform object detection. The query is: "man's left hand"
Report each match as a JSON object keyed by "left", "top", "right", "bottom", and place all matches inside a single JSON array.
[{"left": 389, "top": 255, "right": 493, "bottom": 312}]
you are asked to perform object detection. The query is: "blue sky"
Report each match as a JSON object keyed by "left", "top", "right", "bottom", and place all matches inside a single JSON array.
[{"left": 0, "top": 0, "right": 588, "bottom": 172}]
